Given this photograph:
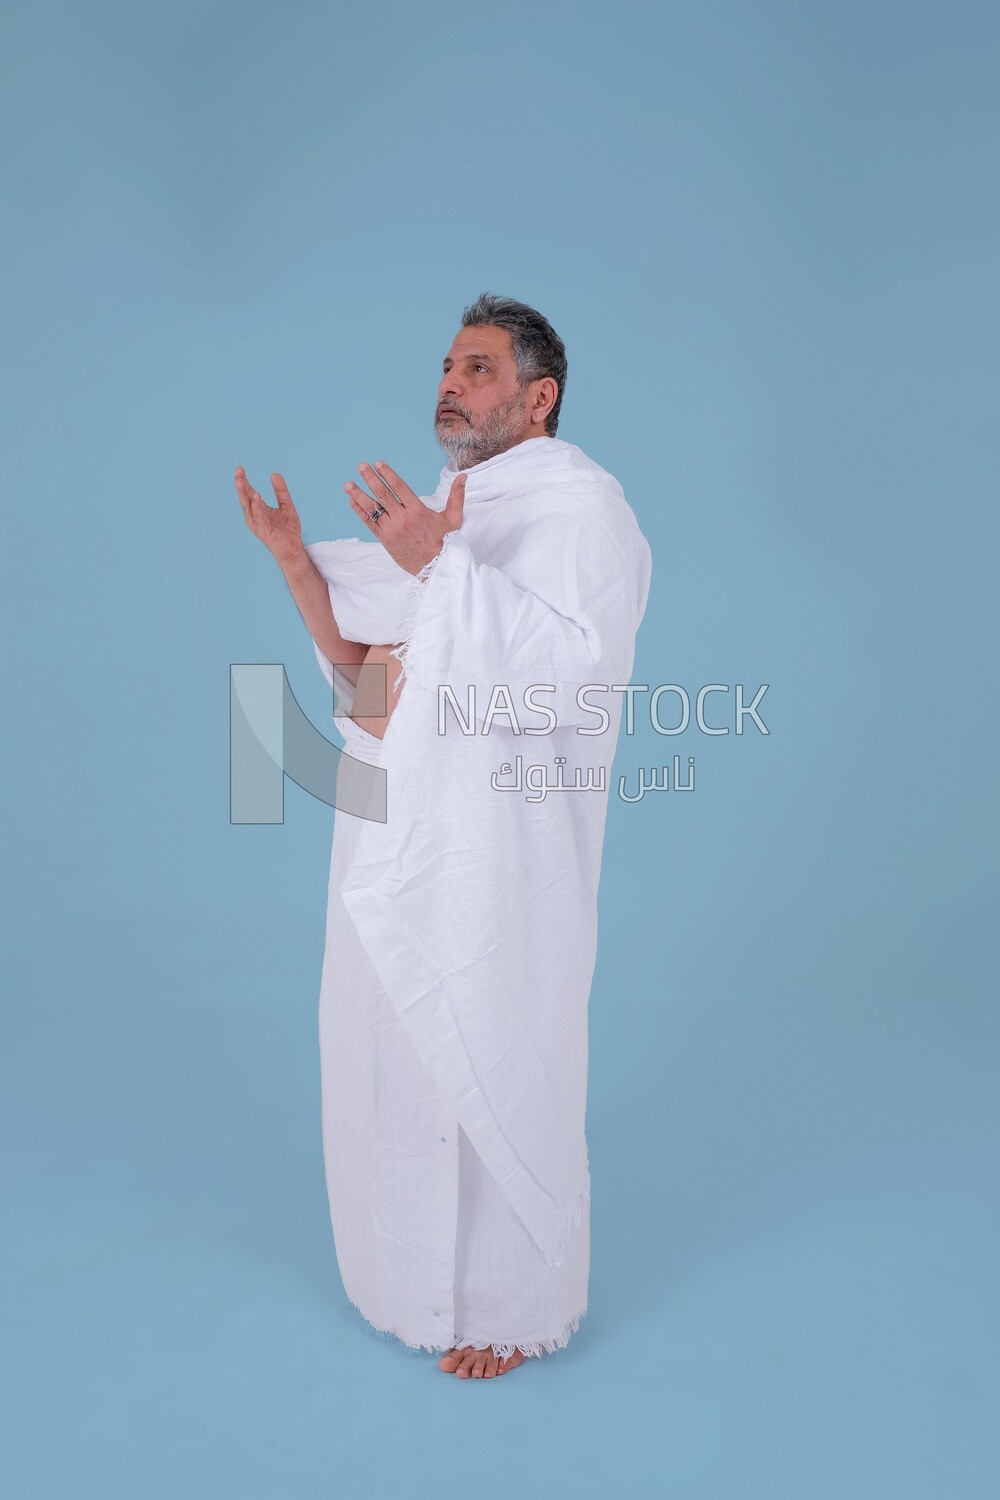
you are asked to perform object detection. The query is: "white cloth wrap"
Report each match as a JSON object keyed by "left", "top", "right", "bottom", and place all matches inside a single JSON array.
[{"left": 307, "top": 437, "right": 652, "bottom": 1267}]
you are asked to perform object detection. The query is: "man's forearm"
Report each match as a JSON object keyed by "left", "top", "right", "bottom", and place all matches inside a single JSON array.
[{"left": 280, "top": 548, "right": 369, "bottom": 685}]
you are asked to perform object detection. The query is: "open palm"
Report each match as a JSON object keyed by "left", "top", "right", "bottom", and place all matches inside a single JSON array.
[{"left": 234, "top": 467, "right": 303, "bottom": 566}]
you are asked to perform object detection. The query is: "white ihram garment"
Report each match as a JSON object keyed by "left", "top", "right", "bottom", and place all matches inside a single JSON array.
[{"left": 309, "top": 436, "right": 652, "bottom": 1358}]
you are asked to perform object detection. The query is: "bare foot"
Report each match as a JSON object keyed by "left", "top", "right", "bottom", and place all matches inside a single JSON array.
[{"left": 438, "top": 1344, "right": 528, "bottom": 1379}]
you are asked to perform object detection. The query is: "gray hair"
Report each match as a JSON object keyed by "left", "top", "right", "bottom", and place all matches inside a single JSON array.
[{"left": 460, "top": 292, "right": 567, "bottom": 435}]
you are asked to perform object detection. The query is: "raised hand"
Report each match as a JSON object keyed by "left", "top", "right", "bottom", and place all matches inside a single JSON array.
[
  {"left": 344, "top": 461, "right": 466, "bottom": 576},
  {"left": 234, "top": 467, "right": 304, "bottom": 568}
]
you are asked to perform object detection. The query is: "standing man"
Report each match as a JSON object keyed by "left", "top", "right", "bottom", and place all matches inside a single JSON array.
[{"left": 235, "top": 293, "right": 652, "bottom": 1379}]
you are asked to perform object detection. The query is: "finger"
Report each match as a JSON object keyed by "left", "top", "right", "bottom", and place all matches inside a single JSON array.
[
  {"left": 370, "top": 460, "right": 418, "bottom": 506},
  {"left": 345, "top": 478, "right": 394, "bottom": 525},
  {"left": 237, "top": 469, "right": 265, "bottom": 505},
  {"left": 270, "top": 472, "right": 293, "bottom": 509},
  {"left": 347, "top": 486, "right": 386, "bottom": 522},
  {"left": 357, "top": 462, "right": 405, "bottom": 508},
  {"left": 344, "top": 482, "right": 388, "bottom": 536},
  {"left": 345, "top": 485, "right": 372, "bottom": 519},
  {"left": 235, "top": 469, "right": 267, "bottom": 524},
  {"left": 234, "top": 468, "right": 251, "bottom": 517},
  {"left": 443, "top": 471, "right": 467, "bottom": 528}
]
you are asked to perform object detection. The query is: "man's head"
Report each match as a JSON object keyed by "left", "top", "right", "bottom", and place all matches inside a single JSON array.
[{"left": 434, "top": 293, "right": 567, "bottom": 467}]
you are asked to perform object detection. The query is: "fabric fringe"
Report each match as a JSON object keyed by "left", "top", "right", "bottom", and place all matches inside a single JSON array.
[
  {"left": 342, "top": 1294, "right": 445, "bottom": 1357},
  {"left": 340, "top": 1162, "right": 593, "bottom": 1357},
  {"left": 550, "top": 1155, "right": 592, "bottom": 1270},
  {"left": 452, "top": 1306, "right": 588, "bottom": 1362},
  {"left": 342, "top": 1293, "right": 588, "bottom": 1364},
  {"left": 387, "top": 530, "right": 457, "bottom": 690}
]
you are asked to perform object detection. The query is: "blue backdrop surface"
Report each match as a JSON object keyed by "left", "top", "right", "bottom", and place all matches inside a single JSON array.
[{"left": 1, "top": 2, "right": 996, "bottom": 1496}]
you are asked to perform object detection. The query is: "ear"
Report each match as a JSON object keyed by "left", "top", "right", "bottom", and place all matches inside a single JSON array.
[{"left": 530, "top": 376, "right": 558, "bottom": 427}]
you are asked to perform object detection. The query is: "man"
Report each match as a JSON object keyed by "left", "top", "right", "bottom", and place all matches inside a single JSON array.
[{"left": 234, "top": 293, "right": 652, "bottom": 1379}]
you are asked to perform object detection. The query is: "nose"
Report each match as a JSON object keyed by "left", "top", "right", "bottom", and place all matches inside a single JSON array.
[{"left": 439, "top": 368, "right": 462, "bottom": 401}]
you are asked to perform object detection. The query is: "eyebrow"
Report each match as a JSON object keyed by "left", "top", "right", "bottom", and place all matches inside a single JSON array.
[{"left": 442, "top": 352, "right": 497, "bottom": 367}]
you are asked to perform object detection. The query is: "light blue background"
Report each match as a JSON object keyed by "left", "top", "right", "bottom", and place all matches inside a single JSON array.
[{"left": 2, "top": 1, "right": 996, "bottom": 1496}]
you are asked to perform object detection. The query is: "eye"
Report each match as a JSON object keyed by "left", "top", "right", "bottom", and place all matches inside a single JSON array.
[{"left": 475, "top": 364, "right": 489, "bottom": 373}]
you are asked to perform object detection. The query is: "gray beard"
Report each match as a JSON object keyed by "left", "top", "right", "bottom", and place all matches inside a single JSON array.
[{"left": 434, "top": 389, "right": 528, "bottom": 468}]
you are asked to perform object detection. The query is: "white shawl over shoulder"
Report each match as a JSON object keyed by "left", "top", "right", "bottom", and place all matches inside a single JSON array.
[{"left": 307, "top": 436, "right": 652, "bottom": 1267}]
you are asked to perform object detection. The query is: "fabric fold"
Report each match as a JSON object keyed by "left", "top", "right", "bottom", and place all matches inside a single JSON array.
[{"left": 308, "top": 436, "right": 651, "bottom": 1266}]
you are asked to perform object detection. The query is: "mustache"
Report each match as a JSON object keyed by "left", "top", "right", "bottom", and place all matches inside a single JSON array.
[{"left": 436, "top": 401, "right": 471, "bottom": 421}]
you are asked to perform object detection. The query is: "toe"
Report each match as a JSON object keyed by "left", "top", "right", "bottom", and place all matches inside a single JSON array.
[
  {"left": 471, "top": 1349, "right": 489, "bottom": 1378},
  {"left": 437, "top": 1347, "right": 462, "bottom": 1372}
]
